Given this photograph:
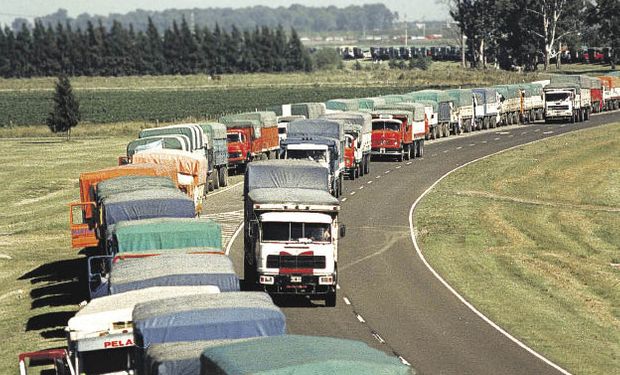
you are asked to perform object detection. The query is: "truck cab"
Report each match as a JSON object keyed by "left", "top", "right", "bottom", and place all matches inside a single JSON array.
[
  {"left": 344, "top": 133, "right": 359, "bottom": 179},
  {"left": 227, "top": 129, "right": 249, "bottom": 167},
  {"left": 544, "top": 86, "right": 580, "bottom": 123},
  {"left": 370, "top": 111, "right": 416, "bottom": 161}
]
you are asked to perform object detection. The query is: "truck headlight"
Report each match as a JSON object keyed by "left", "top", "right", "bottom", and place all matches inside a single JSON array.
[
  {"left": 259, "top": 275, "right": 274, "bottom": 285},
  {"left": 319, "top": 275, "right": 335, "bottom": 285}
]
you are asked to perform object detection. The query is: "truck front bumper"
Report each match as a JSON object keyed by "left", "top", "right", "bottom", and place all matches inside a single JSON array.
[
  {"left": 371, "top": 147, "right": 400, "bottom": 156},
  {"left": 259, "top": 274, "right": 335, "bottom": 295}
]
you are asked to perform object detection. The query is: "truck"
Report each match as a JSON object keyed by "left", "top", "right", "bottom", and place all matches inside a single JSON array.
[
  {"left": 276, "top": 115, "right": 305, "bottom": 143},
  {"left": 597, "top": 76, "right": 620, "bottom": 110},
  {"left": 372, "top": 102, "right": 427, "bottom": 160},
  {"left": 445, "top": 89, "right": 475, "bottom": 133},
  {"left": 267, "top": 102, "right": 326, "bottom": 119},
  {"left": 543, "top": 82, "right": 588, "bottom": 123},
  {"left": 198, "top": 122, "right": 229, "bottom": 189},
  {"left": 471, "top": 88, "right": 501, "bottom": 129},
  {"left": 321, "top": 111, "right": 372, "bottom": 180},
  {"left": 280, "top": 119, "right": 345, "bottom": 198},
  {"left": 494, "top": 84, "right": 522, "bottom": 125},
  {"left": 243, "top": 160, "right": 345, "bottom": 306},
  {"left": 519, "top": 83, "right": 546, "bottom": 122},
  {"left": 69, "top": 164, "right": 179, "bottom": 250},
  {"left": 220, "top": 112, "right": 280, "bottom": 171},
  {"left": 125, "top": 135, "right": 191, "bottom": 159},
  {"left": 404, "top": 90, "right": 454, "bottom": 137},
  {"left": 548, "top": 75, "right": 593, "bottom": 121}
]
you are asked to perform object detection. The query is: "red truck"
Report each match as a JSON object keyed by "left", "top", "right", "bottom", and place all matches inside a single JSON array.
[
  {"left": 371, "top": 102, "right": 428, "bottom": 161},
  {"left": 220, "top": 112, "right": 280, "bottom": 171}
]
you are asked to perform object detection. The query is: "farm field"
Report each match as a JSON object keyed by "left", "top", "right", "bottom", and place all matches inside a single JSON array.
[{"left": 415, "top": 122, "right": 620, "bottom": 375}]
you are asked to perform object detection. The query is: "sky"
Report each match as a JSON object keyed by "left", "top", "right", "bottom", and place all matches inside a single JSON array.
[{"left": 0, "top": 0, "right": 450, "bottom": 27}]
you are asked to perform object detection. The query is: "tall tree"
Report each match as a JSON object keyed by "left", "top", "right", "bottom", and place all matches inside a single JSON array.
[
  {"left": 586, "top": 0, "right": 620, "bottom": 69},
  {"left": 47, "top": 75, "right": 80, "bottom": 140}
]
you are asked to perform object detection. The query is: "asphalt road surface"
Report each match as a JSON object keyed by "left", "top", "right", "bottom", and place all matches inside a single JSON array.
[{"left": 205, "top": 111, "right": 619, "bottom": 375}]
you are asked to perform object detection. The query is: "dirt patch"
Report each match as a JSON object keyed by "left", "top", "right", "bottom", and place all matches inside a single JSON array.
[
  {"left": 0, "top": 289, "right": 23, "bottom": 303},
  {"left": 14, "top": 189, "right": 66, "bottom": 207},
  {"left": 0, "top": 254, "right": 11, "bottom": 259}
]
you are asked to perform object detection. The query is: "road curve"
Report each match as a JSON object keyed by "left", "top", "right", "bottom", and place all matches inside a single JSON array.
[{"left": 222, "top": 112, "right": 619, "bottom": 375}]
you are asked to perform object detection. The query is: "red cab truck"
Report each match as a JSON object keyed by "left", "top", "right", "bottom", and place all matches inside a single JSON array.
[
  {"left": 371, "top": 102, "right": 428, "bottom": 161},
  {"left": 220, "top": 112, "right": 280, "bottom": 171}
]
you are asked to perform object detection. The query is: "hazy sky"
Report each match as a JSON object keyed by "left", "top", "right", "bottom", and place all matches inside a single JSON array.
[{"left": 0, "top": 1, "right": 450, "bottom": 27}]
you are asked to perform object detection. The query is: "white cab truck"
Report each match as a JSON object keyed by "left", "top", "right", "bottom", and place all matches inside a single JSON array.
[
  {"left": 321, "top": 111, "right": 372, "bottom": 180},
  {"left": 544, "top": 82, "right": 589, "bottom": 123},
  {"left": 280, "top": 119, "right": 345, "bottom": 198},
  {"left": 243, "top": 160, "right": 345, "bottom": 307}
]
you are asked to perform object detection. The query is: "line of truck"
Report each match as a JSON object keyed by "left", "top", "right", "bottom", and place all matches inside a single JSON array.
[{"left": 21, "top": 72, "right": 620, "bottom": 375}]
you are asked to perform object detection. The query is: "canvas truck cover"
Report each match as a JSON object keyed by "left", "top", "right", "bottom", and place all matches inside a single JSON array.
[
  {"left": 494, "top": 85, "right": 521, "bottom": 100},
  {"left": 406, "top": 89, "right": 452, "bottom": 104},
  {"left": 198, "top": 122, "right": 227, "bottom": 141},
  {"left": 111, "top": 218, "right": 221, "bottom": 254},
  {"left": 321, "top": 111, "right": 372, "bottom": 134},
  {"left": 248, "top": 188, "right": 339, "bottom": 206},
  {"left": 291, "top": 102, "right": 325, "bottom": 119},
  {"left": 545, "top": 82, "right": 582, "bottom": 91},
  {"left": 110, "top": 253, "right": 239, "bottom": 294},
  {"left": 200, "top": 335, "right": 413, "bottom": 375},
  {"left": 550, "top": 74, "right": 602, "bottom": 89},
  {"left": 380, "top": 94, "right": 407, "bottom": 104},
  {"left": 67, "top": 286, "right": 220, "bottom": 339},
  {"left": 326, "top": 98, "right": 359, "bottom": 111},
  {"left": 359, "top": 97, "right": 386, "bottom": 110},
  {"left": 414, "top": 99, "right": 439, "bottom": 112},
  {"left": 245, "top": 160, "right": 330, "bottom": 192},
  {"left": 100, "top": 189, "right": 195, "bottom": 227},
  {"left": 132, "top": 149, "right": 208, "bottom": 185},
  {"left": 140, "top": 124, "right": 205, "bottom": 152},
  {"left": 95, "top": 176, "right": 177, "bottom": 204},
  {"left": 132, "top": 292, "right": 285, "bottom": 347},
  {"left": 375, "top": 103, "right": 426, "bottom": 122},
  {"left": 127, "top": 135, "right": 191, "bottom": 157},
  {"left": 519, "top": 83, "right": 544, "bottom": 97},
  {"left": 286, "top": 119, "right": 345, "bottom": 141},
  {"left": 79, "top": 163, "right": 177, "bottom": 218},
  {"left": 472, "top": 88, "right": 498, "bottom": 104},
  {"left": 144, "top": 339, "right": 256, "bottom": 375},
  {"left": 445, "top": 89, "right": 474, "bottom": 108},
  {"left": 219, "top": 112, "right": 277, "bottom": 128}
]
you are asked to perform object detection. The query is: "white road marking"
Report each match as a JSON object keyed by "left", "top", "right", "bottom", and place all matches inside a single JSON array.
[
  {"left": 456, "top": 146, "right": 463, "bottom": 150},
  {"left": 408, "top": 137, "right": 573, "bottom": 375},
  {"left": 443, "top": 150, "right": 449, "bottom": 153},
  {"left": 385, "top": 170, "right": 391, "bottom": 174},
  {"left": 376, "top": 175, "right": 381, "bottom": 179},
  {"left": 372, "top": 332, "right": 386, "bottom": 344},
  {"left": 534, "top": 128, "right": 541, "bottom": 132},
  {"left": 225, "top": 223, "right": 244, "bottom": 256},
  {"left": 396, "top": 165, "right": 401, "bottom": 169},
  {"left": 469, "top": 143, "right": 476, "bottom": 146},
  {"left": 497, "top": 131, "right": 510, "bottom": 135},
  {"left": 341, "top": 197, "right": 348, "bottom": 202},
  {"left": 399, "top": 357, "right": 412, "bottom": 366},
  {"left": 494, "top": 137, "right": 501, "bottom": 141},
  {"left": 508, "top": 135, "right": 514, "bottom": 138},
  {"left": 356, "top": 314, "right": 366, "bottom": 323},
  {"left": 359, "top": 186, "right": 364, "bottom": 190},
  {"left": 481, "top": 140, "right": 487, "bottom": 144},
  {"left": 543, "top": 131, "right": 554, "bottom": 135},
  {"left": 336, "top": 284, "right": 341, "bottom": 290},
  {"left": 367, "top": 181, "right": 373, "bottom": 185},
  {"left": 431, "top": 153, "right": 437, "bottom": 157},
  {"left": 521, "top": 132, "right": 528, "bottom": 135},
  {"left": 207, "top": 180, "right": 244, "bottom": 198},
  {"left": 343, "top": 297, "right": 351, "bottom": 305},
  {"left": 350, "top": 191, "right": 356, "bottom": 196},
  {"left": 406, "top": 162, "right": 412, "bottom": 165}
]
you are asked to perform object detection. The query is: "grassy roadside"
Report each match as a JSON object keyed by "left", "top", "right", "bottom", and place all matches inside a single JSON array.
[{"left": 414, "top": 123, "right": 620, "bottom": 374}]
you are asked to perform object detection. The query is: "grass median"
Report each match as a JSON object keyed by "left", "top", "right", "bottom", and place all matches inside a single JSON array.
[{"left": 414, "top": 122, "right": 619, "bottom": 374}]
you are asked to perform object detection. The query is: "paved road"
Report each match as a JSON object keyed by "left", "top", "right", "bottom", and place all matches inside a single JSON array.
[{"left": 208, "top": 112, "right": 619, "bottom": 375}]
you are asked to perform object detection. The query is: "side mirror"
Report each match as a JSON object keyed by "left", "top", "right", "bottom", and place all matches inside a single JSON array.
[{"left": 339, "top": 225, "right": 346, "bottom": 238}]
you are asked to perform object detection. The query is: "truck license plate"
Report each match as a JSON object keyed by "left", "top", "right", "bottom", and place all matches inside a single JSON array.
[
  {"left": 380, "top": 148, "right": 385, "bottom": 154},
  {"left": 290, "top": 276, "right": 302, "bottom": 283}
]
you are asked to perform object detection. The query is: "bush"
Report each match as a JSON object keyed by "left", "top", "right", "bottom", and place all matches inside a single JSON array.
[
  {"left": 311, "top": 48, "right": 343, "bottom": 70},
  {"left": 410, "top": 56, "right": 433, "bottom": 70}
]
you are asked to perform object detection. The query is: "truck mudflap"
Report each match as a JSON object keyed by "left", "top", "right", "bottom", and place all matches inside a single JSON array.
[
  {"left": 259, "top": 274, "right": 336, "bottom": 295},
  {"left": 18, "top": 349, "right": 74, "bottom": 375}
]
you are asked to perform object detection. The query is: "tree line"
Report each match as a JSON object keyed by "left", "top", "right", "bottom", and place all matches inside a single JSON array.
[
  {"left": 27, "top": 4, "right": 395, "bottom": 35},
  {"left": 449, "top": 0, "right": 619, "bottom": 70},
  {"left": 0, "top": 18, "right": 312, "bottom": 78}
]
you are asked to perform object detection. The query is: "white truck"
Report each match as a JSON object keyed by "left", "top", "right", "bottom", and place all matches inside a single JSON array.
[
  {"left": 544, "top": 82, "right": 588, "bottom": 123},
  {"left": 321, "top": 111, "right": 372, "bottom": 180},
  {"left": 243, "top": 160, "right": 345, "bottom": 307}
]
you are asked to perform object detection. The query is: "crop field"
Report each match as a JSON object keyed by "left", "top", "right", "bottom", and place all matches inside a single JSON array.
[
  {"left": 415, "top": 123, "right": 620, "bottom": 375},
  {"left": 0, "top": 62, "right": 549, "bottom": 127}
]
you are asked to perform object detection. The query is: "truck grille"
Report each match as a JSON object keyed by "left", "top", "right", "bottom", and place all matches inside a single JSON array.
[
  {"left": 267, "top": 255, "right": 326, "bottom": 269},
  {"left": 550, "top": 105, "right": 569, "bottom": 110}
]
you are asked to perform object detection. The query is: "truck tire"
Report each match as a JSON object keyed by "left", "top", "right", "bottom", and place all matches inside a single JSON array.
[
  {"left": 339, "top": 174, "right": 343, "bottom": 197},
  {"left": 405, "top": 145, "right": 411, "bottom": 161},
  {"left": 364, "top": 155, "right": 370, "bottom": 175},
  {"left": 359, "top": 159, "right": 365, "bottom": 177},
  {"left": 219, "top": 167, "right": 228, "bottom": 187},
  {"left": 585, "top": 108, "right": 590, "bottom": 121},
  {"left": 243, "top": 256, "right": 257, "bottom": 291},
  {"left": 325, "top": 290, "right": 337, "bottom": 307},
  {"left": 579, "top": 109, "right": 584, "bottom": 122},
  {"left": 212, "top": 169, "right": 220, "bottom": 190},
  {"left": 418, "top": 140, "right": 424, "bottom": 157},
  {"left": 571, "top": 112, "right": 576, "bottom": 123}
]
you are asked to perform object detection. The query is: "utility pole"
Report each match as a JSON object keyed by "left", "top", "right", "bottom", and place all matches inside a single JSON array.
[{"left": 404, "top": 13, "right": 408, "bottom": 47}]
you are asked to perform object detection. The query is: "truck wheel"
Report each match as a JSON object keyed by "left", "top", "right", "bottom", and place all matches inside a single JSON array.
[
  {"left": 325, "top": 290, "right": 337, "bottom": 307},
  {"left": 418, "top": 140, "right": 424, "bottom": 157},
  {"left": 339, "top": 174, "right": 343, "bottom": 196},
  {"left": 219, "top": 167, "right": 228, "bottom": 187},
  {"left": 212, "top": 169, "right": 220, "bottom": 190},
  {"left": 359, "top": 160, "right": 365, "bottom": 177},
  {"left": 571, "top": 112, "right": 576, "bottom": 123},
  {"left": 364, "top": 155, "right": 370, "bottom": 175},
  {"left": 585, "top": 108, "right": 590, "bottom": 120},
  {"left": 243, "top": 256, "right": 257, "bottom": 291},
  {"left": 404, "top": 145, "right": 411, "bottom": 161}
]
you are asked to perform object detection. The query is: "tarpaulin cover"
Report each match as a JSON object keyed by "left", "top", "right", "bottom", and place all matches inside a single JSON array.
[
  {"left": 321, "top": 112, "right": 372, "bottom": 134},
  {"left": 127, "top": 135, "right": 191, "bottom": 157},
  {"left": 248, "top": 188, "right": 339, "bottom": 206},
  {"left": 414, "top": 99, "right": 439, "bottom": 112},
  {"left": 144, "top": 339, "right": 256, "bottom": 375},
  {"left": 358, "top": 97, "right": 385, "bottom": 110},
  {"left": 68, "top": 286, "right": 220, "bottom": 336},
  {"left": 375, "top": 103, "right": 425, "bottom": 121},
  {"left": 445, "top": 89, "right": 474, "bottom": 108},
  {"left": 325, "top": 99, "right": 359, "bottom": 111},
  {"left": 519, "top": 83, "right": 543, "bottom": 97},
  {"left": 406, "top": 90, "right": 452, "bottom": 104},
  {"left": 472, "top": 88, "right": 498, "bottom": 104},
  {"left": 550, "top": 74, "right": 602, "bottom": 89},
  {"left": 132, "top": 149, "right": 207, "bottom": 185},
  {"left": 287, "top": 119, "right": 345, "bottom": 141},
  {"left": 200, "top": 335, "right": 414, "bottom": 375},
  {"left": 198, "top": 123, "right": 227, "bottom": 140},
  {"left": 111, "top": 218, "right": 221, "bottom": 254},
  {"left": 245, "top": 160, "right": 330, "bottom": 192},
  {"left": 101, "top": 189, "right": 194, "bottom": 227},
  {"left": 494, "top": 85, "right": 521, "bottom": 99},
  {"left": 95, "top": 176, "right": 177, "bottom": 204},
  {"left": 221, "top": 119, "right": 262, "bottom": 139},
  {"left": 132, "top": 292, "right": 286, "bottom": 347},
  {"left": 198, "top": 123, "right": 228, "bottom": 167},
  {"left": 219, "top": 112, "right": 277, "bottom": 128},
  {"left": 140, "top": 124, "right": 205, "bottom": 152},
  {"left": 381, "top": 95, "right": 407, "bottom": 104},
  {"left": 545, "top": 82, "right": 582, "bottom": 91},
  {"left": 291, "top": 102, "right": 325, "bottom": 119},
  {"left": 110, "top": 253, "right": 239, "bottom": 294},
  {"left": 277, "top": 115, "right": 305, "bottom": 123}
]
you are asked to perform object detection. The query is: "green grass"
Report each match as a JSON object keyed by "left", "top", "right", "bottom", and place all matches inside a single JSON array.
[{"left": 414, "top": 123, "right": 620, "bottom": 375}]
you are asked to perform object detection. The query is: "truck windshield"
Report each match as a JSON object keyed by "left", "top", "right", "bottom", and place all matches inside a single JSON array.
[
  {"left": 372, "top": 121, "right": 400, "bottom": 132},
  {"left": 286, "top": 149, "right": 327, "bottom": 162},
  {"left": 545, "top": 93, "right": 570, "bottom": 101},
  {"left": 262, "top": 222, "right": 331, "bottom": 243},
  {"left": 227, "top": 133, "right": 243, "bottom": 143}
]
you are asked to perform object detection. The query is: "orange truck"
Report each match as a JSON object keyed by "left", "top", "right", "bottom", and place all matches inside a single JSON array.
[
  {"left": 69, "top": 163, "right": 178, "bottom": 250},
  {"left": 597, "top": 76, "right": 620, "bottom": 111},
  {"left": 220, "top": 112, "right": 280, "bottom": 171}
]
